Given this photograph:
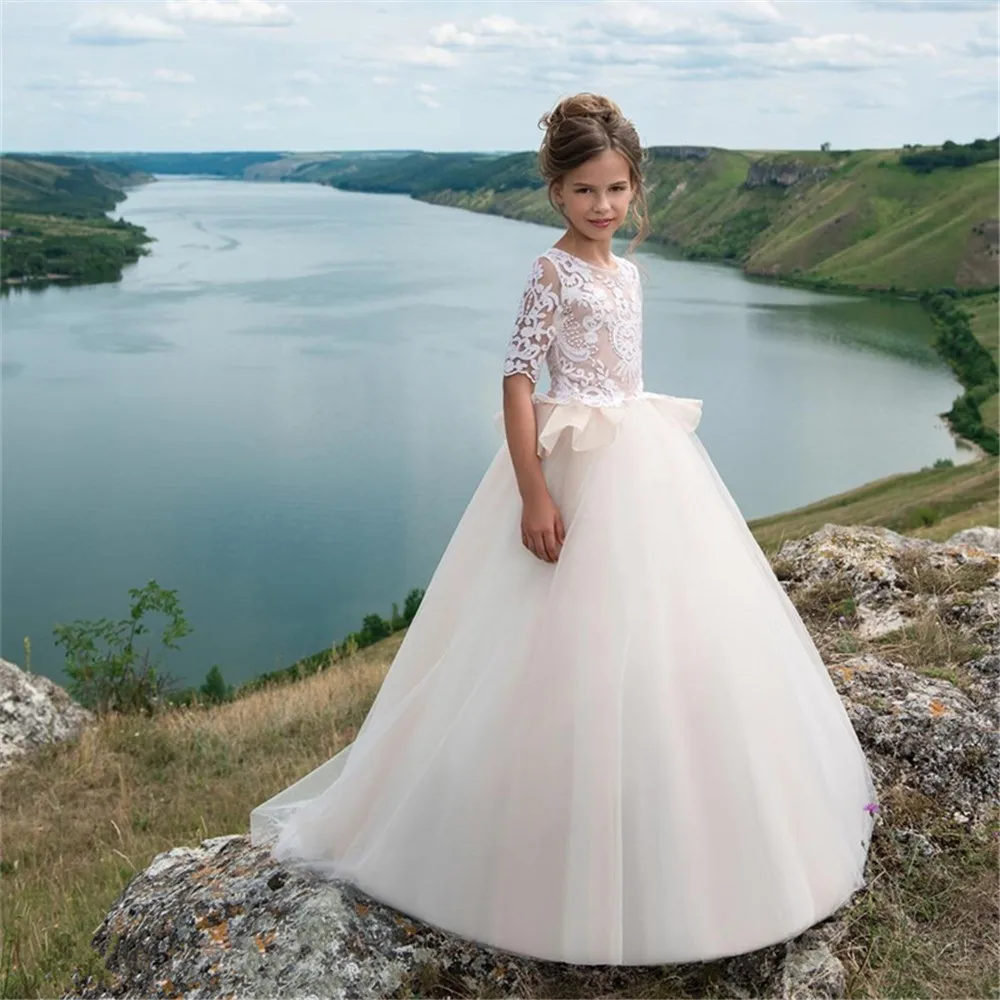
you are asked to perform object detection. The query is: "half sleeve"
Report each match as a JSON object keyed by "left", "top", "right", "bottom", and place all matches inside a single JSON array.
[{"left": 502, "top": 255, "right": 560, "bottom": 384}]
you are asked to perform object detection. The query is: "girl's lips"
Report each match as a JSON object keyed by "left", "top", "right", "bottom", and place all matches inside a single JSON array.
[{"left": 589, "top": 219, "right": 613, "bottom": 227}]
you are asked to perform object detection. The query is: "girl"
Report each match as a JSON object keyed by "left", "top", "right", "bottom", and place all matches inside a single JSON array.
[{"left": 251, "top": 93, "right": 878, "bottom": 967}]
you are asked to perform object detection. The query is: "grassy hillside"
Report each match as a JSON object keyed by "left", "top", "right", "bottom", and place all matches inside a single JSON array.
[
  {"left": 748, "top": 456, "right": 998, "bottom": 554},
  {"left": 1, "top": 156, "right": 153, "bottom": 286}
]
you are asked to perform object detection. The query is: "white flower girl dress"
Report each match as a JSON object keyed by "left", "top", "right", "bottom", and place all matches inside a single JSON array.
[{"left": 250, "top": 246, "right": 877, "bottom": 966}]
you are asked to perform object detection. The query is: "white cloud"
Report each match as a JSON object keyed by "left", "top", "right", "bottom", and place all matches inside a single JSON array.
[
  {"left": 722, "top": 0, "right": 784, "bottom": 23},
  {"left": 397, "top": 45, "right": 458, "bottom": 68},
  {"left": 429, "top": 23, "right": 475, "bottom": 47},
  {"left": 23, "top": 71, "right": 147, "bottom": 105},
  {"left": 69, "top": 11, "right": 185, "bottom": 45},
  {"left": 153, "top": 68, "right": 197, "bottom": 84},
  {"left": 429, "top": 14, "right": 556, "bottom": 50},
  {"left": 165, "top": 0, "right": 296, "bottom": 27},
  {"left": 415, "top": 82, "right": 440, "bottom": 108},
  {"left": 291, "top": 70, "right": 323, "bottom": 85},
  {"left": 562, "top": 21, "right": 940, "bottom": 79},
  {"left": 577, "top": 2, "right": 798, "bottom": 48},
  {"left": 753, "top": 33, "right": 938, "bottom": 71},
  {"left": 372, "top": 75, "right": 397, "bottom": 85}
]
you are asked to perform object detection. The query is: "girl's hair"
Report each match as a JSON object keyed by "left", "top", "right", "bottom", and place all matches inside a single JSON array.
[{"left": 537, "top": 93, "right": 650, "bottom": 254}]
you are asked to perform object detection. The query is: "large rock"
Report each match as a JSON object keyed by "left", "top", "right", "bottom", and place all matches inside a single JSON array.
[
  {"left": 773, "top": 524, "right": 998, "bottom": 834},
  {"left": 64, "top": 525, "right": 999, "bottom": 999},
  {"left": 0, "top": 657, "right": 93, "bottom": 772},
  {"left": 66, "top": 834, "right": 857, "bottom": 1000}
]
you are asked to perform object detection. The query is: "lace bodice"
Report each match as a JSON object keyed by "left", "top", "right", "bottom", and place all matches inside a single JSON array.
[{"left": 503, "top": 247, "right": 643, "bottom": 406}]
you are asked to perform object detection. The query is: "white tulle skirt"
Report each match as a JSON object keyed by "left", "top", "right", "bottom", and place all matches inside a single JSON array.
[{"left": 249, "top": 390, "right": 878, "bottom": 966}]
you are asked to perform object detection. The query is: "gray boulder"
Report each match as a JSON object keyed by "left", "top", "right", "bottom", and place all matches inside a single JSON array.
[{"left": 0, "top": 657, "right": 93, "bottom": 772}]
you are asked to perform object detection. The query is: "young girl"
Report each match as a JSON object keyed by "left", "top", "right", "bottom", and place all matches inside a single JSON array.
[{"left": 251, "top": 93, "right": 878, "bottom": 967}]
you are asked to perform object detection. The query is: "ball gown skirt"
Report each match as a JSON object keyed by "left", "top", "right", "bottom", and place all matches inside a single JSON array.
[{"left": 249, "top": 390, "right": 878, "bottom": 966}]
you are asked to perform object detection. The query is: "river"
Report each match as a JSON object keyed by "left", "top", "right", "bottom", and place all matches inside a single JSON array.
[{"left": 1, "top": 176, "right": 975, "bottom": 689}]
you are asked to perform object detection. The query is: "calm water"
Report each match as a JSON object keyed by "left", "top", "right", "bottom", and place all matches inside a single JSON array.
[{"left": 2, "top": 178, "right": 974, "bottom": 690}]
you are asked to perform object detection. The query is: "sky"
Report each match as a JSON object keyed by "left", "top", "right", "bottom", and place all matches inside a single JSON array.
[{"left": 3, "top": 0, "right": 998, "bottom": 154}]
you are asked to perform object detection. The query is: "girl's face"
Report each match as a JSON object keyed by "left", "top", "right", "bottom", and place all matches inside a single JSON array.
[{"left": 552, "top": 148, "right": 634, "bottom": 243}]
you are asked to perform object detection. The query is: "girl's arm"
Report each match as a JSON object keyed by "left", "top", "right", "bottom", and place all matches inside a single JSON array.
[
  {"left": 502, "top": 373, "right": 549, "bottom": 503},
  {"left": 501, "top": 255, "right": 566, "bottom": 563},
  {"left": 503, "top": 375, "right": 565, "bottom": 563}
]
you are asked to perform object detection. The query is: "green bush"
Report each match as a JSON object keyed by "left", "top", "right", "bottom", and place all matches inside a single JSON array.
[
  {"left": 52, "top": 580, "right": 193, "bottom": 716},
  {"left": 900, "top": 136, "right": 999, "bottom": 174}
]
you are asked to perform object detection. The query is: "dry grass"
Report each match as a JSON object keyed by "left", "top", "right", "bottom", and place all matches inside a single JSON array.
[
  {"left": 837, "top": 797, "right": 1000, "bottom": 1000},
  {"left": 894, "top": 546, "right": 998, "bottom": 597},
  {"left": 872, "top": 611, "right": 987, "bottom": 677},
  {"left": 0, "top": 635, "right": 403, "bottom": 999},
  {"left": 790, "top": 576, "right": 859, "bottom": 625}
]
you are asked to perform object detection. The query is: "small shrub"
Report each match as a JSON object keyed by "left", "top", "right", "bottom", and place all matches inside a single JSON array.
[{"left": 52, "top": 580, "right": 192, "bottom": 717}]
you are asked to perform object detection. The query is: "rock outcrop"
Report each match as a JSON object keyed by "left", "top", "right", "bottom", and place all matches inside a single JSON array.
[
  {"left": 0, "top": 657, "right": 93, "bottom": 772},
  {"left": 64, "top": 525, "right": 999, "bottom": 1000},
  {"left": 774, "top": 524, "right": 998, "bottom": 836},
  {"left": 744, "top": 159, "right": 834, "bottom": 189}
]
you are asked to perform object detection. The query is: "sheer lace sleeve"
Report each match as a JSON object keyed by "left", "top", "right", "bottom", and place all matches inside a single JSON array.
[{"left": 503, "top": 255, "right": 561, "bottom": 384}]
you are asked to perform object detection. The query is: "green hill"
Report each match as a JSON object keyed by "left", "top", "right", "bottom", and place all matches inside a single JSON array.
[
  {"left": 1, "top": 156, "right": 153, "bottom": 286},
  {"left": 2, "top": 154, "right": 148, "bottom": 216},
  {"left": 401, "top": 141, "right": 1000, "bottom": 296}
]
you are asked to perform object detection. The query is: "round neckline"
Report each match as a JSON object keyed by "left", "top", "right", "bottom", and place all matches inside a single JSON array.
[{"left": 547, "top": 246, "right": 621, "bottom": 274}]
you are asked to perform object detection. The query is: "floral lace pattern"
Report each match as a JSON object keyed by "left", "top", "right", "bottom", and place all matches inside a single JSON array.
[{"left": 503, "top": 247, "right": 644, "bottom": 406}]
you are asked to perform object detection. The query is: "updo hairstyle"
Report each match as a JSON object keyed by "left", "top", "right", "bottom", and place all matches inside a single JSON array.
[{"left": 537, "top": 93, "right": 650, "bottom": 252}]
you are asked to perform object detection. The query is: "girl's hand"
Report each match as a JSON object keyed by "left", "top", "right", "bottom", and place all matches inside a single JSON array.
[{"left": 521, "top": 491, "right": 566, "bottom": 563}]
